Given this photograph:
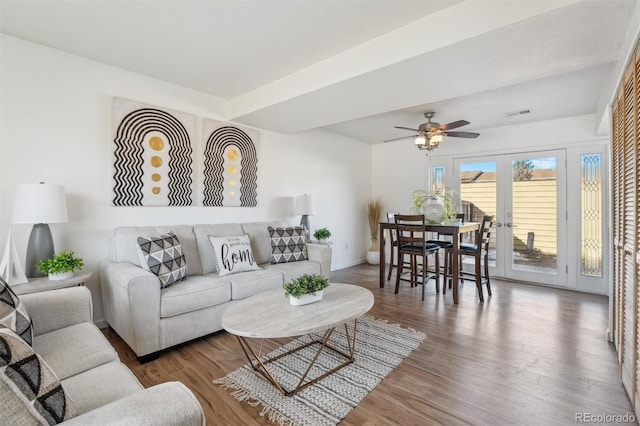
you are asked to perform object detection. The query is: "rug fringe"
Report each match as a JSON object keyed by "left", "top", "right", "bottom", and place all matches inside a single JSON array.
[{"left": 213, "top": 377, "right": 296, "bottom": 426}]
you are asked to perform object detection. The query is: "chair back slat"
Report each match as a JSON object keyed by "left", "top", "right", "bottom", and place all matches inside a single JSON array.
[{"left": 479, "top": 215, "right": 493, "bottom": 252}]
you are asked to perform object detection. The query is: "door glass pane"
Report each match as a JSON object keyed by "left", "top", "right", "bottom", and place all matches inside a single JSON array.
[
  {"left": 511, "top": 157, "right": 557, "bottom": 273},
  {"left": 581, "top": 153, "right": 603, "bottom": 277},
  {"left": 459, "top": 161, "right": 497, "bottom": 259},
  {"left": 431, "top": 165, "right": 446, "bottom": 196}
]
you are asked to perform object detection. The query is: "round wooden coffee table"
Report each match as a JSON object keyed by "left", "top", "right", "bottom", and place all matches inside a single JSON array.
[{"left": 222, "top": 283, "right": 374, "bottom": 396}]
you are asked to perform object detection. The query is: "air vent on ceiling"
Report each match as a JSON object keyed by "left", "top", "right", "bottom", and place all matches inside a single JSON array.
[{"left": 505, "top": 109, "right": 532, "bottom": 118}]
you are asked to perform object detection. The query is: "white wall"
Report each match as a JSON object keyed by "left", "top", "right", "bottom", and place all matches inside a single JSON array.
[{"left": 0, "top": 35, "right": 372, "bottom": 324}]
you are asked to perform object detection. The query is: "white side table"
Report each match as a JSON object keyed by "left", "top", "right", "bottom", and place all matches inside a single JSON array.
[{"left": 12, "top": 271, "right": 92, "bottom": 296}]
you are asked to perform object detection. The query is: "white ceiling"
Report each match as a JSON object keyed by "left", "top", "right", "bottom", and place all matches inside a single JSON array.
[{"left": 1, "top": 0, "right": 637, "bottom": 144}]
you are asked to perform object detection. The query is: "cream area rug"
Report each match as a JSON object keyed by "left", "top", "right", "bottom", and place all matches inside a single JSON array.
[{"left": 214, "top": 315, "right": 426, "bottom": 426}]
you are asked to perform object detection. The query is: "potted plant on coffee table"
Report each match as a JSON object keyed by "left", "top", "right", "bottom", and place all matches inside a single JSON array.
[
  {"left": 283, "top": 274, "right": 330, "bottom": 306},
  {"left": 38, "top": 251, "right": 84, "bottom": 281}
]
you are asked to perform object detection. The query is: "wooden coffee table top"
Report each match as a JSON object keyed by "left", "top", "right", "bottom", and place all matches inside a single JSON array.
[{"left": 222, "top": 283, "right": 374, "bottom": 338}]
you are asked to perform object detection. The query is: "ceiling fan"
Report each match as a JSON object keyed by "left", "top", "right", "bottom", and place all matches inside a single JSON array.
[{"left": 385, "top": 111, "right": 480, "bottom": 151}]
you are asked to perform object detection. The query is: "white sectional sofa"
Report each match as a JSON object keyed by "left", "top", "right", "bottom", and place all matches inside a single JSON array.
[
  {"left": 100, "top": 221, "right": 332, "bottom": 360},
  {"left": 1, "top": 286, "right": 204, "bottom": 425}
]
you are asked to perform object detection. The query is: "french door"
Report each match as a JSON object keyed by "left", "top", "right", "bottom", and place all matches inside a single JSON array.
[{"left": 453, "top": 150, "right": 568, "bottom": 286}]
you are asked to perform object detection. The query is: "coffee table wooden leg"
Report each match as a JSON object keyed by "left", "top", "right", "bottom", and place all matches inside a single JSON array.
[
  {"left": 235, "top": 319, "right": 360, "bottom": 397},
  {"left": 236, "top": 335, "right": 288, "bottom": 395}
]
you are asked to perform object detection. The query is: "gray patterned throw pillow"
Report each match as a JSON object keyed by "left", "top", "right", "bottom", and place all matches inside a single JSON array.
[
  {"left": 137, "top": 232, "right": 187, "bottom": 288},
  {"left": 268, "top": 226, "right": 308, "bottom": 264},
  {"left": 0, "top": 277, "right": 33, "bottom": 346},
  {"left": 0, "top": 327, "right": 77, "bottom": 424}
]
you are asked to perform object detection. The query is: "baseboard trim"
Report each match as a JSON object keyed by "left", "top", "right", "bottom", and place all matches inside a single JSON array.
[{"left": 332, "top": 258, "right": 367, "bottom": 270}]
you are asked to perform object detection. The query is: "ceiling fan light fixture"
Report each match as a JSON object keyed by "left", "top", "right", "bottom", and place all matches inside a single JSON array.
[
  {"left": 429, "top": 134, "right": 442, "bottom": 149},
  {"left": 414, "top": 134, "right": 427, "bottom": 147}
]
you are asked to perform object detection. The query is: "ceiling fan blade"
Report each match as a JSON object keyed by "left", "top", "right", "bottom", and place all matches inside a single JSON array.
[
  {"left": 394, "top": 126, "right": 420, "bottom": 132},
  {"left": 440, "top": 120, "right": 470, "bottom": 131},
  {"left": 443, "top": 131, "right": 480, "bottom": 139},
  {"left": 384, "top": 135, "right": 415, "bottom": 143}
]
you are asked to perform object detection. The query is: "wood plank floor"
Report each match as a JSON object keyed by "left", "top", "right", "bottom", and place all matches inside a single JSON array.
[{"left": 103, "top": 264, "right": 636, "bottom": 425}]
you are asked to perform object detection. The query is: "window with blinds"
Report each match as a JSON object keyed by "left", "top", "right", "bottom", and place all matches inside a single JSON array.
[{"left": 612, "top": 42, "right": 640, "bottom": 415}]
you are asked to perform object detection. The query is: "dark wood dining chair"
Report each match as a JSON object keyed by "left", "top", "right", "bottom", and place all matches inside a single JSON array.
[
  {"left": 386, "top": 212, "right": 399, "bottom": 281},
  {"left": 394, "top": 214, "right": 441, "bottom": 301},
  {"left": 386, "top": 212, "right": 414, "bottom": 281},
  {"left": 427, "top": 213, "right": 465, "bottom": 280},
  {"left": 444, "top": 215, "right": 493, "bottom": 302}
]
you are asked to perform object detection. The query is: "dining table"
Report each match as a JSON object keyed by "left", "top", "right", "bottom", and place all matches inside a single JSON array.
[{"left": 379, "top": 220, "right": 481, "bottom": 304}]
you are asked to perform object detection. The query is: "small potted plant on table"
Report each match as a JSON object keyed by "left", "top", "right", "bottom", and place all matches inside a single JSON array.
[
  {"left": 313, "top": 227, "right": 331, "bottom": 244},
  {"left": 38, "top": 251, "right": 84, "bottom": 280},
  {"left": 283, "top": 274, "right": 330, "bottom": 306}
]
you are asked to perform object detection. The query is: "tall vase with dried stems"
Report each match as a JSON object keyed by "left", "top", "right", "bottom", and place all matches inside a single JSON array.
[{"left": 366, "top": 200, "right": 381, "bottom": 265}]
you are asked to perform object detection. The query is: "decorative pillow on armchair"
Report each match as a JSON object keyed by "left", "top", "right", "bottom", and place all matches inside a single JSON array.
[
  {"left": 137, "top": 232, "right": 187, "bottom": 288},
  {"left": 208, "top": 234, "right": 262, "bottom": 277},
  {"left": 268, "top": 226, "right": 308, "bottom": 264},
  {"left": 0, "top": 276, "right": 33, "bottom": 345},
  {"left": 0, "top": 327, "right": 77, "bottom": 424}
]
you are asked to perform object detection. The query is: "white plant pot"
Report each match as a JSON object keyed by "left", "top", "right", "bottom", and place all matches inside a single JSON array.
[
  {"left": 48, "top": 271, "right": 73, "bottom": 281},
  {"left": 289, "top": 290, "right": 323, "bottom": 306},
  {"left": 366, "top": 250, "right": 380, "bottom": 265}
]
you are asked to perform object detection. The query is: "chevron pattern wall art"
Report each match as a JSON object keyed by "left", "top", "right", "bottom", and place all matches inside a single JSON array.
[
  {"left": 202, "top": 119, "right": 258, "bottom": 207},
  {"left": 112, "top": 98, "right": 194, "bottom": 206}
]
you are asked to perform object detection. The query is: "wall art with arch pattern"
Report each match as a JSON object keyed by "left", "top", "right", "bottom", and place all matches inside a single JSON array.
[
  {"left": 202, "top": 119, "right": 259, "bottom": 207},
  {"left": 111, "top": 98, "right": 195, "bottom": 206}
]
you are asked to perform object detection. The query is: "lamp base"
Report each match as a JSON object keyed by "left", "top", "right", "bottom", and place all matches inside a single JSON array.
[
  {"left": 299, "top": 215, "right": 311, "bottom": 241},
  {"left": 25, "top": 223, "right": 55, "bottom": 278}
]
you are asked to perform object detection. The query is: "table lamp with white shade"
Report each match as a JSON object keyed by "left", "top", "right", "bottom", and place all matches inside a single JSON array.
[
  {"left": 294, "top": 194, "right": 315, "bottom": 240},
  {"left": 13, "top": 183, "right": 68, "bottom": 278}
]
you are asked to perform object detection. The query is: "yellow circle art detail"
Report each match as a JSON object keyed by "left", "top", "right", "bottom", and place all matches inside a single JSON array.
[
  {"left": 151, "top": 156, "right": 163, "bottom": 167},
  {"left": 149, "top": 136, "right": 165, "bottom": 151},
  {"left": 229, "top": 180, "right": 236, "bottom": 186},
  {"left": 227, "top": 149, "right": 238, "bottom": 161},
  {"left": 151, "top": 173, "right": 161, "bottom": 182},
  {"left": 229, "top": 191, "right": 236, "bottom": 197},
  {"left": 228, "top": 165, "right": 237, "bottom": 175},
  {"left": 152, "top": 187, "right": 161, "bottom": 195}
]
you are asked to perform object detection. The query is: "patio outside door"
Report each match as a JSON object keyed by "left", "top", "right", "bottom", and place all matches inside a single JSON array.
[{"left": 453, "top": 150, "right": 567, "bottom": 287}]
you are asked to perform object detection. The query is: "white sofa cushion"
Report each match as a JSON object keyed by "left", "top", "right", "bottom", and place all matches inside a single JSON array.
[
  {"left": 263, "top": 260, "right": 322, "bottom": 283},
  {"left": 61, "top": 362, "right": 142, "bottom": 415},
  {"left": 241, "top": 221, "right": 288, "bottom": 265},
  {"left": 193, "top": 223, "right": 244, "bottom": 274},
  {"left": 111, "top": 225, "right": 202, "bottom": 276},
  {"left": 160, "top": 275, "right": 231, "bottom": 318},
  {"left": 217, "top": 269, "right": 284, "bottom": 300},
  {"left": 33, "top": 322, "right": 119, "bottom": 381}
]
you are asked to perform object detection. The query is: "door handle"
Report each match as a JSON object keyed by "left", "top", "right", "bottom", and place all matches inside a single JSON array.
[
  {"left": 506, "top": 223, "right": 513, "bottom": 227},
  {"left": 496, "top": 222, "right": 503, "bottom": 227}
]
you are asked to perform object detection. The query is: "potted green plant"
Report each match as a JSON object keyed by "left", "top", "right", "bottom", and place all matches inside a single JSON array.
[
  {"left": 283, "top": 273, "right": 330, "bottom": 305},
  {"left": 313, "top": 227, "right": 331, "bottom": 243},
  {"left": 38, "top": 251, "right": 84, "bottom": 281}
]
